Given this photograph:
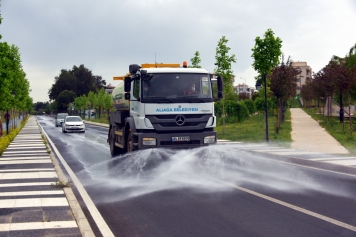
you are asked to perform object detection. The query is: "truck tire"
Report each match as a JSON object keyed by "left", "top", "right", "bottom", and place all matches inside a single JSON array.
[
  {"left": 126, "top": 130, "right": 134, "bottom": 153},
  {"left": 109, "top": 128, "right": 122, "bottom": 156}
]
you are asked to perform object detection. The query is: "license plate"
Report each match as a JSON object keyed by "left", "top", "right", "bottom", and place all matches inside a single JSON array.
[{"left": 172, "top": 136, "right": 190, "bottom": 142}]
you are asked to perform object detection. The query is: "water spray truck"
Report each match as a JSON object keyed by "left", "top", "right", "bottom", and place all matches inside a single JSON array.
[{"left": 107, "top": 62, "right": 223, "bottom": 156}]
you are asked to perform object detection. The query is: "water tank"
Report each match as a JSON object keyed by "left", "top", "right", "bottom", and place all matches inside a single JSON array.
[{"left": 111, "top": 81, "right": 130, "bottom": 110}]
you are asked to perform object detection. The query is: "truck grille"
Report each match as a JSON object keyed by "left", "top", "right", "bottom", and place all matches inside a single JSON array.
[{"left": 145, "top": 114, "right": 212, "bottom": 131}]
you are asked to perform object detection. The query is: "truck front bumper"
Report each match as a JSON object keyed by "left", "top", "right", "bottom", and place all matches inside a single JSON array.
[{"left": 136, "top": 131, "right": 217, "bottom": 150}]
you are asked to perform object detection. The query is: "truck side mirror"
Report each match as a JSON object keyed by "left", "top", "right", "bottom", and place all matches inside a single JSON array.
[
  {"left": 124, "top": 93, "right": 130, "bottom": 100},
  {"left": 217, "top": 76, "right": 223, "bottom": 99},
  {"left": 124, "top": 77, "right": 131, "bottom": 93},
  {"left": 129, "top": 64, "right": 140, "bottom": 74}
]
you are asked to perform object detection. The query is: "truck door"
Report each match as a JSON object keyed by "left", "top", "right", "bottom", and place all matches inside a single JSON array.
[{"left": 130, "top": 78, "right": 140, "bottom": 126}]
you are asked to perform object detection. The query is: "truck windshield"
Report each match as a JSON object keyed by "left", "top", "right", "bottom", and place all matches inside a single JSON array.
[{"left": 141, "top": 73, "right": 213, "bottom": 103}]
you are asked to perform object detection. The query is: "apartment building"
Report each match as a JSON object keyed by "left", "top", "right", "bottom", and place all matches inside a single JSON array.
[
  {"left": 234, "top": 83, "right": 255, "bottom": 98},
  {"left": 103, "top": 84, "right": 116, "bottom": 95},
  {"left": 291, "top": 62, "right": 312, "bottom": 94}
]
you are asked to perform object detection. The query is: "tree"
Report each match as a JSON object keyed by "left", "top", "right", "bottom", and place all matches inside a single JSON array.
[
  {"left": 57, "top": 90, "right": 77, "bottom": 111},
  {"left": 94, "top": 88, "right": 112, "bottom": 119},
  {"left": 74, "top": 95, "right": 88, "bottom": 118},
  {"left": 48, "top": 69, "right": 76, "bottom": 101},
  {"left": 329, "top": 56, "right": 356, "bottom": 134},
  {"left": 34, "top": 102, "right": 49, "bottom": 112},
  {"left": 87, "top": 91, "right": 96, "bottom": 120},
  {"left": 251, "top": 28, "right": 282, "bottom": 141},
  {"left": 189, "top": 51, "right": 202, "bottom": 68},
  {"left": 102, "top": 92, "right": 112, "bottom": 119},
  {"left": 0, "top": 40, "right": 32, "bottom": 120},
  {"left": 269, "top": 56, "right": 299, "bottom": 131},
  {"left": 93, "top": 75, "right": 107, "bottom": 90},
  {"left": 48, "top": 64, "right": 106, "bottom": 101},
  {"left": 214, "top": 36, "right": 236, "bottom": 96}
]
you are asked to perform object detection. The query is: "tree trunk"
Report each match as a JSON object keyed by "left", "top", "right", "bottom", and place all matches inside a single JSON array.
[
  {"left": 222, "top": 100, "right": 225, "bottom": 135},
  {"left": 348, "top": 91, "right": 352, "bottom": 136}
]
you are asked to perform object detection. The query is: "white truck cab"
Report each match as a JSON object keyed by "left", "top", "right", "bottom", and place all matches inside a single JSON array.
[{"left": 108, "top": 63, "right": 223, "bottom": 156}]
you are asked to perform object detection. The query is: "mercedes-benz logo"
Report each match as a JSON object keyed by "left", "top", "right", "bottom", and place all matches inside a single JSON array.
[{"left": 175, "top": 115, "right": 185, "bottom": 126}]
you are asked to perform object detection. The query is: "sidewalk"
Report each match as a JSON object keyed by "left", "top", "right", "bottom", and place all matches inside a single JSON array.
[
  {"left": 290, "top": 108, "right": 349, "bottom": 154},
  {"left": 0, "top": 116, "right": 92, "bottom": 236}
]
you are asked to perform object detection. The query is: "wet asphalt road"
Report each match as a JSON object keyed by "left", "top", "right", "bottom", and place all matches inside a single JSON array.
[{"left": 37, "top": 115, "right": 356, "bottom": 237}]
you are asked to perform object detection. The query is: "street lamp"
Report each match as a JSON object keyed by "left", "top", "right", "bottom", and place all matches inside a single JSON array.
[
  {"left": 256, "top": 75, "right": 269, "bottom": 142},
  {"left": 255, "top": 81, "right": 261, "bottom": 90}
]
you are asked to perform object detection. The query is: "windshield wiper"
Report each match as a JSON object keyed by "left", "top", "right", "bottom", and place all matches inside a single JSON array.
[
  {"left": 144, "top": 97, "right": 174, "bottom": 103},
  {"left": 186, "top": 97, "right": 207, "bottom": 103}
]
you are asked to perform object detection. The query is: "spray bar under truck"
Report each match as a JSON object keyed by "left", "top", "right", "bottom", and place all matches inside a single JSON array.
[{"left": 107, "top": 62, "right": 223, "bottom": 156}]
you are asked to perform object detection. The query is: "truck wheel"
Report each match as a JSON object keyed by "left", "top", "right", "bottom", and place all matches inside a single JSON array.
[
  {"left": 127, "top": 131, "right": 134, "bottom": 153},
  {"left": 109, "top": 129, "right": 121, "bottom": 156}
]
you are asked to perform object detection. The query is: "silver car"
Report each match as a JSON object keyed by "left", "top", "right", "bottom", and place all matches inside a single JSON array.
[
  {"left": 55, "top": 113, "right": 68, "bottom": 127},
  {"left": 62, "top": 116, "right": 85, "bottom": 133}
]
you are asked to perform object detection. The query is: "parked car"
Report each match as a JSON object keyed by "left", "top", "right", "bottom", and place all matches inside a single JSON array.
[
  {"left": 62, "top": 116, "right": 85, "bottom": 133},
  {"left": 55, "top": 113, "right": 69, "bottom": 127}
]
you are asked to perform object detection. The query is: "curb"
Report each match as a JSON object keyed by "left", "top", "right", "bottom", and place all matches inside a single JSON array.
[{"left": 83, "top": 120, "right": 109, "bottom": 128}]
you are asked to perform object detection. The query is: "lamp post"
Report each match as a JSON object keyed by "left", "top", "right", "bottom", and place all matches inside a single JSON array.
[{"left": 256, "top": 75, "right": 269, "bottom": 142}]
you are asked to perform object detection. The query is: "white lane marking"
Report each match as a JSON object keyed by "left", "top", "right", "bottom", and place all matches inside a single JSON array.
[
  {"left": 9, "top": 143, "right": 44, "bottom": 146},
  {"left": 0, "top": 158, "right": 50, "bottom": 161},
  {"left": 3, "top": 150, "right": 47, "bottom": 153},
  {"left": 0, "top": 197, "right": 69, "bottom": 208},
  {"left": 1, "top": 154, "right": 49, "bottom": 158},
  {"left": 310, "top": 157, "right": 356, "bottom": 161},
  {"left": 216, "top": 179, "right": 356, "bottom": 232},
  {"left": 39, "top": 119, "right": 115, "bottom": 237},
  {"left": 324, "top": 160, "right": 356, "bottom": 166},
  {"left": 8, "top": 145, "right": 45, "bottom": 148},
  {"left": 13, "top": 139, "right": 42, "bottom": 141},
  {"left": 0, "top": 182, "right": 53, "bottom": 187},
  {"left": 268, "top": 151, "right": 322, "bottom": 155},
  {"left": 0, "top": 160, "right": 52, "bottom": 165},
  {"left": 243, "top": 151, "right": 356, "bottom": 178},
  {"left": 0, "top": 221, "right": 78, "bottom": 231},
  {"left": 0, "top": 168, "right": 55, "bottom": 172},
  {"left": 0, "top": 171, "right": 57, "bottom": 179},
  {"left": 0, "top": 190, "right": 64, "bottom": 196}
]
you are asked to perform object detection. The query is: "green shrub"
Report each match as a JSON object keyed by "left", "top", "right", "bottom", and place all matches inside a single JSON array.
[
  {"left": 242, "top": 99, "right": 256, "bottom": 115},
  {"left": 214, "top": 100, "right": 223, "bottom": 117}
]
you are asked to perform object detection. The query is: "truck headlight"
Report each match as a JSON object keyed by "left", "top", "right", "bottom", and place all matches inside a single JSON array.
[
  {"left": 204, "top": 135, "right": 215, "bottom": 144},
  {"left": 143, "top": 138, "right": 156, "bottom": 146}
]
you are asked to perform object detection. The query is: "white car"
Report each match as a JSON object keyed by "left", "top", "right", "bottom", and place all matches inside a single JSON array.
[{"left": 62, "top": 116, "right": 85, "bottom": 133}]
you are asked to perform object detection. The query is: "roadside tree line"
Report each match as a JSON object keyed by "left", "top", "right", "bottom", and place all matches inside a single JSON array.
[
  {"left": 191, "top": 30, "right": 299, "bottom": 135},
  {"left": 300, "top": 44, "right": 356, "bottom": 135},
  {"left": 0, "top": 14, "right": 32, "bottom": 134},
  {"left": 73, "top": 88, "right": 112, "bottom": 120},
  {"left": 47, "top": 64, "right": 107, "bottom": 112}
]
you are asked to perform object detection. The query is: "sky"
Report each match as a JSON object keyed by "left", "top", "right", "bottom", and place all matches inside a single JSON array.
[{"left": 1, "top": 0, "right": 356, "bottom": 103}]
